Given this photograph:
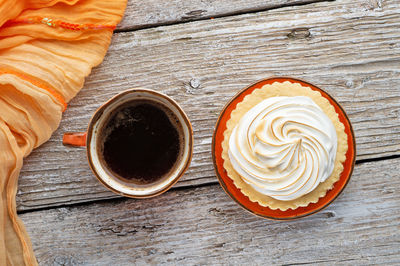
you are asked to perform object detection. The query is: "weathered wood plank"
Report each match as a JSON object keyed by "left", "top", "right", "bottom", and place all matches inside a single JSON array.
[
  {"left": 18, "top": 0, "right": 400, "bottom": 211},
  {"left": 20, "top": 157, "right": 400, "bottom": 265},
  {"left": 119, "top": 0, "right": 325, "bottom": 30}
]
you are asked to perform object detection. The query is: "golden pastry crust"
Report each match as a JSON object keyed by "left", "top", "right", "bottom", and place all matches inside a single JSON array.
[{"left": 222, "top": 81, "right": 348, "bottom": 211}]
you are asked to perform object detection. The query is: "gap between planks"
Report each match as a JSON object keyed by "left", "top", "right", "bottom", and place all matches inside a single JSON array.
[
  {"left": 16, "top": 153, "right": 400, "bottom": 215},
  {"left": 116, "top": 0, "right": 334, "bottom": 32}
]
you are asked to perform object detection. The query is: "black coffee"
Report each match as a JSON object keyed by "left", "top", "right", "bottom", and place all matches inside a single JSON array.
[{"left": 99, "top": 100, "right": 182, "bottom": 184}]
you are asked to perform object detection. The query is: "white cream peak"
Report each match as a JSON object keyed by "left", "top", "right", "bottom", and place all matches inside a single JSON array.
[{"left": 228, "top": 96, "right": 337, "bottom": 201}]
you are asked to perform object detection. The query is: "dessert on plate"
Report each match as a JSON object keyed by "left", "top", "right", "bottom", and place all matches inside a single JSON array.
[{"left": 221, "top": 81, "right": 348, "bottom": 211}]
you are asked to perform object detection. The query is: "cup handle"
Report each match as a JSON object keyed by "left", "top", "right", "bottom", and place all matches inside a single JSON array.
[{"left": 63, "top": 132, "right": 87, "bottom": 147}]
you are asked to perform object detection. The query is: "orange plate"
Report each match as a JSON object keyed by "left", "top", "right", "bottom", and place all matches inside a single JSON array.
[{"left": 212, "top": 77, "right": 356, "bottom": 220}]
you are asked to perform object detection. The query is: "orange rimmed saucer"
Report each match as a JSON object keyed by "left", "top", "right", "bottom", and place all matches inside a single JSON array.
[{"left": 212, "top": 77, "right": 356, "bottom": 220}]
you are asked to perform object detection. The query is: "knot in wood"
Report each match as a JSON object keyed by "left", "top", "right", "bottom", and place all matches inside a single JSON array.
[
  {"left": 287, "top": 28, "right": 311, "bottom": 39},
  {"left": 190, "top": 78, "right": 201, "bottom": 89}
]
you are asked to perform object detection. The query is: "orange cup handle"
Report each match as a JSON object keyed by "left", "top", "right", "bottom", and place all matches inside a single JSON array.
[{"left": 63, "top": 132, "right": 87, "bottom": 147}]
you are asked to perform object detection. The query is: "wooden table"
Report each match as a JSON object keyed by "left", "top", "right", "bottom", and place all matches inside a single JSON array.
[{"left": 18, "top": 0, "right": 400, "bottom": 264}]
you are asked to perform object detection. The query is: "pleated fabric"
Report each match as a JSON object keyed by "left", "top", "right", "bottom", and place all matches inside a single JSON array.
[{"left": 0, "top": 0, "right": 127, "bottom": 264}]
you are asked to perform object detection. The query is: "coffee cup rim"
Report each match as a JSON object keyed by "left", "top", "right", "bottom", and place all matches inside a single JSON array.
[{"left": 86, "top": 88, "right": 193, "bottom": 198}]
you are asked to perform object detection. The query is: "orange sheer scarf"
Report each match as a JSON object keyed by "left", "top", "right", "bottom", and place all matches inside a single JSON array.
[{"left": 0, "top": 0, "right": 127, "bottom": 264}]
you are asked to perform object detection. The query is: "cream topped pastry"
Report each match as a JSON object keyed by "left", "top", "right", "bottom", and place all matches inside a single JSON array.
[{"left": 228, "top": 96, "right": 337, "bottom": 201}]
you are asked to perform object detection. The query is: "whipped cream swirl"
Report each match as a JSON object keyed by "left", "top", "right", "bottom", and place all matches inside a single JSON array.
[{"left": 228, "top": 96, "right": 337, "bottom": 201}]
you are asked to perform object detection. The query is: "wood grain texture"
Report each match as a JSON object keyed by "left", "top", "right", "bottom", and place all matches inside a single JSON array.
[
  {"left": 20, "top": 157, "right": 400, "bottom": 265},
  {"left": 118, "top": 0, "right": 325, "bottom": 30},
  {"left": 17, "top": 0, "right": 400, "bottom": 211}
]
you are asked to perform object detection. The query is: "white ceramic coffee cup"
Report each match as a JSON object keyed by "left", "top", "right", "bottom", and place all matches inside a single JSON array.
[{"left": 63, "top": 89, "right": 193, "bottom": 198}]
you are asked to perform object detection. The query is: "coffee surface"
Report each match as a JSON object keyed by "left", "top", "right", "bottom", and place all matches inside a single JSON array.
[{"left": 100, "top": 100, "right": 182, "bottom": 184}]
